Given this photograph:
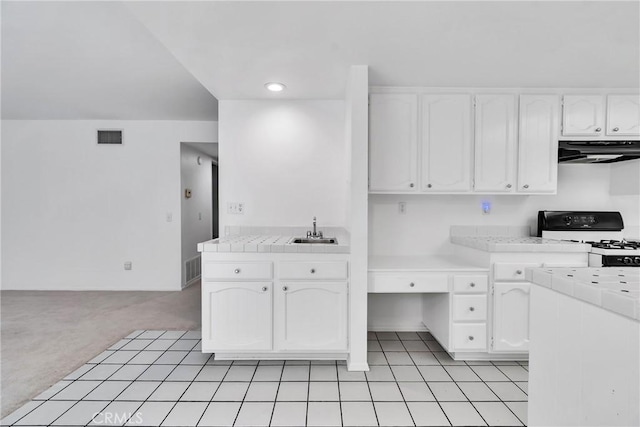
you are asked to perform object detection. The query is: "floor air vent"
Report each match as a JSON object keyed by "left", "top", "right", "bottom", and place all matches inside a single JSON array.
[
  {"left": 185, "top": 255, "right": 201, "bottom": 285},
  {"left": 97, "top": 130, "right": 123, "bottom": 144}
]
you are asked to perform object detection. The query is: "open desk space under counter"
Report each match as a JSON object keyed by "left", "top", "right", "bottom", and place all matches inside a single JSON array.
[{"left": 368, "top": 255, "right": 502, "bottom": 361}]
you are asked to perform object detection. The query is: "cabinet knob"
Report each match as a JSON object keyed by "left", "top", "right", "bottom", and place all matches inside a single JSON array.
[
  {"left": 613, "top": 127, "right": 620, "bottom": 132},
  {"left": 282, "top": 286, "right": 288, "bottom": 291},
  {"left": 310, "top": 268, "right": 316, "bottom": 274},
  {"left": 516, "top": 270, "right": 523, "bottom": 275},
  {"left": 469, "top": 306, "right": 475, "bottom": 312},
  {"left": 595, "top": 127, "right": 602, "bottom": 132},
  {"left": 470, "top": 282, "right": 476, "bottom": 288},
  {"left": 409, "top": 282, "right": 415, "bottom": 287},
  {"left": 409, "top": 183, "right": 415, "bottom": 188},
  {"left": 427, "top": 184, "right": 432, "bottom": 188},
  {"left": 506, "top": 184, "right": 512, "bottom": 189},
  {"left": 468, "top": 336, "right": 475, "bottom": 341},
  {"left": 523, "top": 184, "right": 529, "bottom": 189},
  {"left": 234, "top": 268, "right": 241, "bottom": 274},
  {"left": 262, "top": 286, "right": 268, "bottom": 292}
]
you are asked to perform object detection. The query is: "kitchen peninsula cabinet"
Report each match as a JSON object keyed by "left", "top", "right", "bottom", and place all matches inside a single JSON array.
[{"left": 199, "top": 234, "right": 350, "bottom": 360}]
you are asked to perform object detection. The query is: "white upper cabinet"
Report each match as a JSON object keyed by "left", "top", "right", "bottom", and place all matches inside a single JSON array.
[
  {"left": 474, "top": 95, "right": 518, "bottom": 192},
  {"left": 607, "top": 95, "right": 640, "bottom": 136},
  {"left": 562, "top": 95, "right": 605, "bottom": 136},
  {"left": 518, "top": 95, "right": 560, "bottom": 193},
  {"left": 421, "top": 94, "right": 472, "bottom": 192},
  {"left": 369, "top": 94, "right": 418, "bottom": 192}
]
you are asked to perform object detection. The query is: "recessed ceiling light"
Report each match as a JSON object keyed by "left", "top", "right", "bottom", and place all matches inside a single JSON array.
[{"left": 265, "top": 82, "right": 286, "bottom": 92}]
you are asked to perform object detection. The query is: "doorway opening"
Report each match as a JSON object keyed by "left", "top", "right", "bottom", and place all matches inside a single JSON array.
[{"left": 180, "top": 142, "right": 218, "bottom": 288}]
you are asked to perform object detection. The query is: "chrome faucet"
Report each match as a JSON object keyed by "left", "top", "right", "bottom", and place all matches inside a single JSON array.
[{"left": 306, "top": 216, "right": 323, "bottom": 239}]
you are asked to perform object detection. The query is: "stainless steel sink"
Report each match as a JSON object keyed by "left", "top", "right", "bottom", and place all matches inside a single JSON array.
[{"left": 291, "top": 237, "right": 338, "bottom": 244}]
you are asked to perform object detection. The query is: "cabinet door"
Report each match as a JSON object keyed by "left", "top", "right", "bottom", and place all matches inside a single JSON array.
[
  {"left": 562, "top": 95, "right": 605, "bottom": 136},
  {"left": 275, "top": 282, "right": 348, "bottom": 351},
  {"left": 421, "top": 94, "right": 472, "bottom": 192},
  {"left": 518, "top": 95, "right": 560, "bottom": 193},
  {"left": 369, "top": 94, "right": 418, "bottom": 192},
  {"left": 474, "top": 95, "right": 518, "bottom": 192},
  {"left": 607, "top": 95, "right": 640, "bottom": 136},
  {"left": 202, "top": 282, "right": 272, "bottom": 351},
  {"left": 493, "top": 282, "right": 530, "bottom": 352}
]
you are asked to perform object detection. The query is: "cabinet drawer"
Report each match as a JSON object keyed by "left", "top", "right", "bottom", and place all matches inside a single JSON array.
[
  {"left": 203, "top": 262, "right": 273, "bottom": 281},
  {"left": 452, "top": 323, "right": 487, "bottom": 351},
  {"left": 453, "top": 275, "right": 488, "bottom": 293},
  {"left": 494, "top": 262, "right": 541, "bottom": 282},
  {"left": 279, "top": 261, "right": 348, "bottom": 280},
  {"left": 452, "top": 295, "right": 487, "bottom": 321},
  {"left": 368, "top": 273, "right": 449, "bottom": 293}
]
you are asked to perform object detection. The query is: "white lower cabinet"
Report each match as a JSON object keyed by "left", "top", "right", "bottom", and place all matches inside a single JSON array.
[
  {"left": 202, "top": 282, "right": 273, "bottom": 351},
  {"left": 276, "top": 282, "right": 348, "bottom": 351},
  {"left": 493, "top": 282, "right": 531, "bottom": 352},
  {"left": 201, "top": 253, "right": 349, "bottom": 356}
]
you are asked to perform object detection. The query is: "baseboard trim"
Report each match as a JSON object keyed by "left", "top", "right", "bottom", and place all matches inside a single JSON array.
[
  {"left": 347, "top": 361, "right": 370, "bottom": 372},
  {"left": 367, "top": 323, "right": 428, "bottom": 332}
]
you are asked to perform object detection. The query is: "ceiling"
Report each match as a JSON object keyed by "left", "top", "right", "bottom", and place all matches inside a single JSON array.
[
  {"left": 1, "top": 1, "right": 218, "bottom": 120},
  {"left": 127, "top": 1, "right": 640, "bottom": 99},
  {"left": 2, "top": 1, "right": 639, "bottom": 120}
]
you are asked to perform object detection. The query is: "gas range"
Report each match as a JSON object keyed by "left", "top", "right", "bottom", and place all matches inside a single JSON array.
[{"left": 538, "top": 211, "right": 640, "bottom": 267}]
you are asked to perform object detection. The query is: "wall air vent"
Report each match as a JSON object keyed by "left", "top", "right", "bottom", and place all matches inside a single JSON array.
[{"left": 97, "top": 130, "right": 123, "bottom": 145}]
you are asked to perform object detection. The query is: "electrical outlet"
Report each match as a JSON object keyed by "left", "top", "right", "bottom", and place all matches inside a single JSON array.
[
  {"left": 228, "top": 202, "right": 245, "bottom": 214},
  {"left": 399, "top": 202, "right": 407, "bottom": 214},
  {"left": 124, "top": 261, "right": 132, "bottom": 270}
]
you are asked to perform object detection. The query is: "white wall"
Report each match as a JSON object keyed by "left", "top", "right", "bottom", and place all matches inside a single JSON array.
[
  {"left": 180, "top": 143, "right": 215, "bottom": 287},
  {"left": 218, "top": 100, "right": 346, "bottom": 230},
  {"left": 369, "top": 164, "right": 614, "bottom": 256},
  {"left": 610, "top": 159, "right": 640, "bottom": 239},
  {"left": 1, "top": 120, "right": 217, "bottom": 290}
]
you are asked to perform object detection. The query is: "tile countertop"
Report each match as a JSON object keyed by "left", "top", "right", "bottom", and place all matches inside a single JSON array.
[
  {"left": 197, "top": 234, "right": 350, "bottom": 254},
  {"left": 369, "top": 255, "right": 488, "bottom": 272},
  {"left": 526, "top": 267, "right": 640, "bottom": 321},
  {"left": 451, "top": 235, "right": 591, "bottom": 253}
]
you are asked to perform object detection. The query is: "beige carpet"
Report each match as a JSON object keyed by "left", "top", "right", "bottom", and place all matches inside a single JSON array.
[{"left": 0, "top": 283, "right": 201, "bottom": 418}]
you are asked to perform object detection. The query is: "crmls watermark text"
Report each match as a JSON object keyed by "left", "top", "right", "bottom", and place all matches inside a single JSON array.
[{"left": 92, "top": 411, "right": 144, "bottom": 425}]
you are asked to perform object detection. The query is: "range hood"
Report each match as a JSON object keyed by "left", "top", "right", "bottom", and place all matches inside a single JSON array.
[{"left": 558, "top": 140, "right": 640, "bottom": 164}]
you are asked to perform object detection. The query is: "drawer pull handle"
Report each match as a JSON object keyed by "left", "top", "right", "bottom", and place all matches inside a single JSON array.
[
  {"left": 613, "top": 127, "right": 620, "bottom": 132},
  {"left": 409, "top": 282, "right": 415, "bottom": 287},
  {"left": 516, "top": 270, "right": 523, "bottom": 275},
  {"left": 234, "top": 268, "right": 241, "bottom": 274},
  {"left": 595, "top": 127, "right": 602, "bottom": 132},
  {"left": 282, "top": 286, "right": 288, "bottom": 291},
  {"left": 470, "top": 282, "right": 476, "bottom": 288},
  {"left": 262, "top": 286, "right": 268, "bottom": 292},
  {"left": 468, "top": 336, "right": 474, "bottom": 341},
  {"left": 310, "top": 268, "right": 316, "bottom": 274},
  {"left": 469, "top": 307, "right": 475, "bottom": 312}
]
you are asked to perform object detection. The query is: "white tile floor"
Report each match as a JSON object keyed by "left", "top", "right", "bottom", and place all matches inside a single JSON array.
[{"left": 1, "top": 331, "right": 528, "bottom": 426}]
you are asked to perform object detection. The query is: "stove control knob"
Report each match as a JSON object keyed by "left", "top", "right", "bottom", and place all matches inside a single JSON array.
[
  {"left": 563, "top": 216, "right": 572, "bottom": 225},
  {"left": 623, "top": 257, "right": 633, "bottom": 265},
  {"left": 634, "top": 257, "right": 640, "bottom": 265}
]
